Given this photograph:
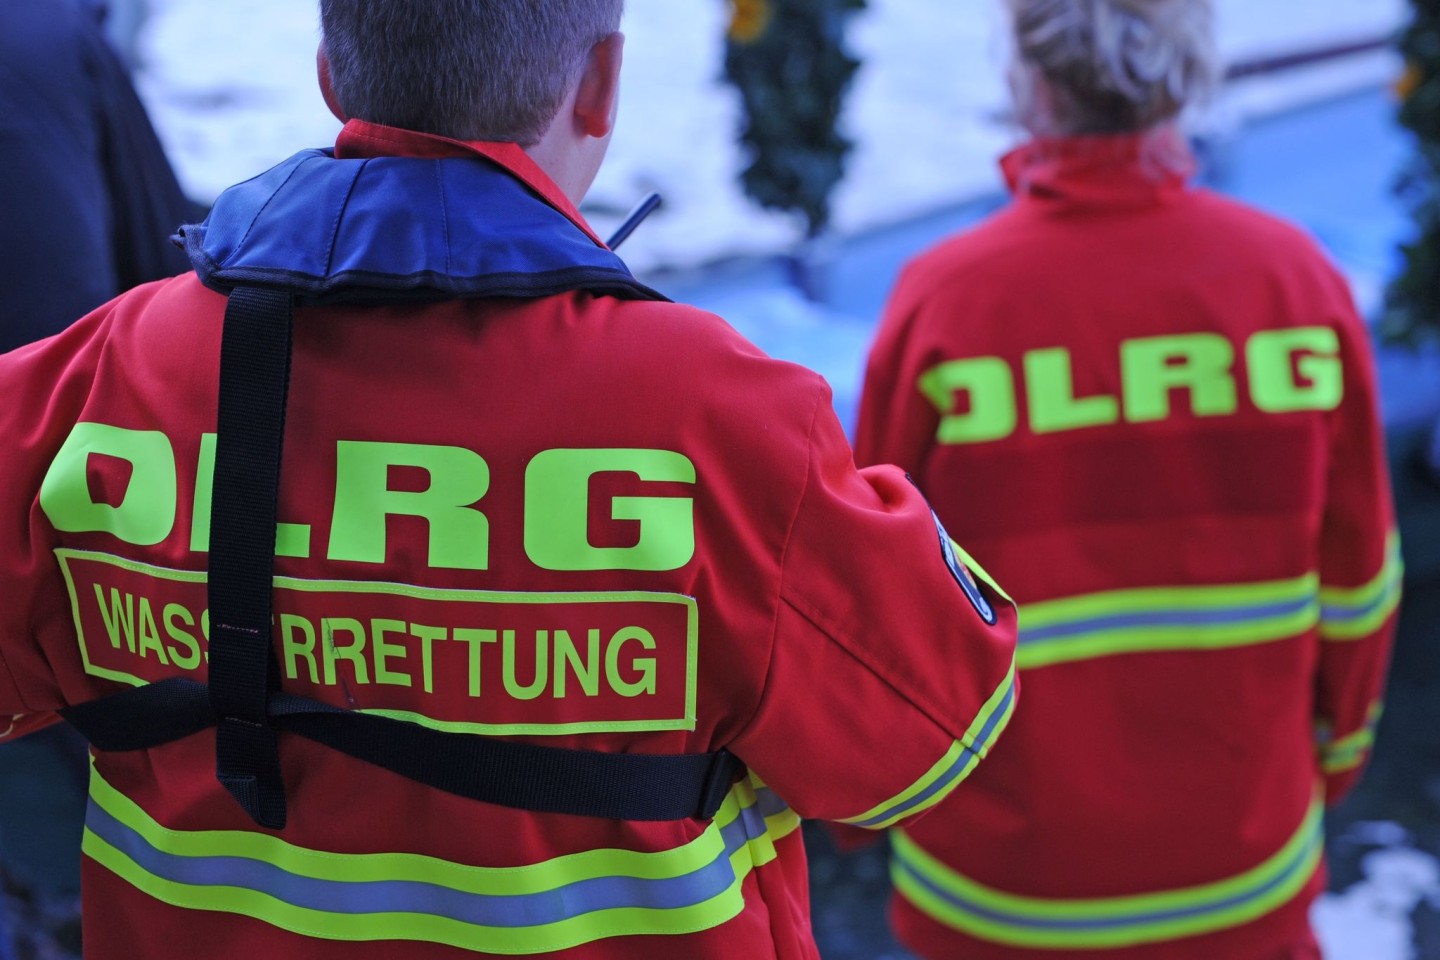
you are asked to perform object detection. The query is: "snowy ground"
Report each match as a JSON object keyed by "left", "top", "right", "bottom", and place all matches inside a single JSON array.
[
  {"left": 133, "top": 0, "right": 1406, "bottom": 274},
  {"left": 123, "top": 4, "right": 1438, "bottom": 958},
  {"left": 1316, "top": 824, "right": 1440, "bottom": 960}
]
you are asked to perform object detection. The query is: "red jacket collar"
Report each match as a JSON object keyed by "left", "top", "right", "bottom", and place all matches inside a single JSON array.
[
  {"left": 1001, "top": 127, "right": 1195, "bottom": 208},
  {"left": 335, "top": 119, "right": 607, "bottom": 247}
]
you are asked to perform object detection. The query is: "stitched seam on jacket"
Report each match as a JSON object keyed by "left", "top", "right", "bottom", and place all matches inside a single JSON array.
[
  {"left": 735, "top": 378, "right": 827, "bottom": 747},
  {"left": 322, "top": 158, "right": 368, "bottom": 280},
  {"left": 225, "top": 154, "right": 314, "bottom": 267}
]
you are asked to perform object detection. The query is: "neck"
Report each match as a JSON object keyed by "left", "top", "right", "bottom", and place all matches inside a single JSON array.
[{"left": 524, "top": 135, "right": 596, "bottom": 208}]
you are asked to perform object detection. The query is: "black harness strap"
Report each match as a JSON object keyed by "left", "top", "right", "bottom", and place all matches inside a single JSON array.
[
  {"left": 62, "top": 679, "right": 742, "bottom": 822},
  {"left": 61, "top": 283, "right": 743, "bottom": 827},
  {"left": 207, "top": 285, "right": 294, "bottom": 830}
]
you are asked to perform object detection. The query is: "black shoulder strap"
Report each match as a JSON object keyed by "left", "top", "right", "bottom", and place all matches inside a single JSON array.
[
  {"left": 62, "top": 284, "right": 742, "bottom": 827},
  {"left": 207, "top": 285, "right": 293, "bottom": 829}
]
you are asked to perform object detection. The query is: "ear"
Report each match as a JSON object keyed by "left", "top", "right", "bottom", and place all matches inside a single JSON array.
[
  {"left": 317, "top": 43, "right": 349, "bottom": 123},
  {"left": 573, "top": 32, "right": 624, "bottom": 139},
  {"left": 1009, "top": 61, "right": 1057, "bottom": 136}
]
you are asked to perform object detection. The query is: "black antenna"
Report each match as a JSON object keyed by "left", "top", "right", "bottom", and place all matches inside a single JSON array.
[{"left": 606, "top": 193, "right": 662, "bottom": 250}]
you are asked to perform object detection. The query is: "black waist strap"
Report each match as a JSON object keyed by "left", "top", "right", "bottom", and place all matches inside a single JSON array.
[
  {"left": 61, "top": 679, "right": 741, "bottom": 822},
  {"left": 63, "top": 284, "right": 740, "bottom": 828}
]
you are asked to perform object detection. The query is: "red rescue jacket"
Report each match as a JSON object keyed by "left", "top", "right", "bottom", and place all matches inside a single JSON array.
[
  {"left": 857, "top": 130, "right": 1398, "bottom": 960},
  {"left": 0, "top": 122, "right": 1018, "bottom": 959}
]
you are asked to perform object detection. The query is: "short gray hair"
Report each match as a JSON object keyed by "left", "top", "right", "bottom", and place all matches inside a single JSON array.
[
  {"left": 1007, "top": 0, "right": 1217, "bottom": 135},
  {"left": 320, "top": 0, "right": 624, "bottom": 145}
]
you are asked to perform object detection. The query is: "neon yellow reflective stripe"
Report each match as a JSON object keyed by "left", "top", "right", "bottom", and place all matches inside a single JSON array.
[
  {"left": 839, "top": 743, "right": 963, "bottom": 831},
  {"left": 355, "top": 707, "right": 696, "bottom": 738},
  {"left": 892, "top": 796, "right": 1323, "bottom": 950},
  {"left": 842, "top": 660, "right": 1017, "bottom": 830},
  {"left": 947, "top": 539, "right": 1013, "bottom": 605},
  {"left": 1321, "top": 730, "right": 1375, "bottom": 774},
  {"left": 1016, "top": 575, "right": 1319, "bottom": 669},
  {"left": 1319, "top": 702, "right": 1383, "bottom": 774},
  {"left": 1319, "top": 534, "right": 1403, "bottom": 641},
  {"left": 84, "top": 765, "right": 798, "bottom": 954}
]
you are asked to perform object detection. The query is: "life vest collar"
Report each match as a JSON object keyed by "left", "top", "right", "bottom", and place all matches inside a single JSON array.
[
  {"left": 333, "top": 120, "right": 604, "bottom": 246},
  {"left": 179, "top": 120, "right": 664, "bottom": 305}
]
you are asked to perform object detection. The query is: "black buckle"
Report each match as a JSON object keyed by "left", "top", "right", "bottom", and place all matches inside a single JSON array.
[{"left": 696, "top": 749, "right": 743, "bottom": 820}]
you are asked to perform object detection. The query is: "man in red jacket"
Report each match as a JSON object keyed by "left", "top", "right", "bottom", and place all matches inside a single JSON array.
[
  {"left": 857, "top": 1, "right": 1398, "bottom": 958},
  {"left": 0, "top": 2, "right": 1019, "bottom": 958}
]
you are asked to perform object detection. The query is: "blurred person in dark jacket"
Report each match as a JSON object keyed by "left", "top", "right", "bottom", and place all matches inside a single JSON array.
[
  {"left": 0, "top": 0, "right": 192, "bottom": 354},
  {"left": 0, "top": 1, "right": 191, "bottom": 954}
]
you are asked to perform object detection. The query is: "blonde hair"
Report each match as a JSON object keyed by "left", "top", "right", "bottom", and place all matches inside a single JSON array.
[{"left": 1007, "top": 0, "right": 1218, "bottom": 135}]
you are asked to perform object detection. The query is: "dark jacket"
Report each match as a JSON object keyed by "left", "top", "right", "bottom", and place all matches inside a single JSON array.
[{"left": 0, "top": 0, "right": 192, "bottom": 353}]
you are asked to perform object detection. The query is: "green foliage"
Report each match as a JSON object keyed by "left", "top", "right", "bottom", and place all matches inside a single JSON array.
[
  {"left": 724, "top": 0, "right": 866, "bottom": 238},
  {"left": 1386, "top": 0, "right": 1440, "bottom": 342}
]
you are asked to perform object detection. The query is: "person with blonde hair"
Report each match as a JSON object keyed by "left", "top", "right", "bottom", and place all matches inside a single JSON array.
[{"left": 856, "top": 0, "right": 1399, "bottom": 957}]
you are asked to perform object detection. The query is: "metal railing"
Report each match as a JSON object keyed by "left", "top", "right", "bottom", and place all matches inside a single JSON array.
[{"left": 1225, "top": 35, "right": 1395, "bottom": 83}]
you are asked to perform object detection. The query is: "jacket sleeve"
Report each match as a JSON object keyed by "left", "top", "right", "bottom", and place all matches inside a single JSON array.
[
  {"left": 0, "top": 659, "right": 50, "bottom": 743},
  {"left": 729, "top": 384, "right": 1018, "bottom": 829},
  {"left": 1313, "top": 300, "right": 1400, "bottom": 803},
  {"left": 854, "top": 265, "right": 942, "bottom": 473},
  {"left": 0, "top": 300, "right": 120, "bottom": 742}
]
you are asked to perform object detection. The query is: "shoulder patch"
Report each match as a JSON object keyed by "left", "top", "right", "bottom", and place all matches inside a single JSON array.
[{"left": 932, "top": 509, "right": 997, "bottom": 625}]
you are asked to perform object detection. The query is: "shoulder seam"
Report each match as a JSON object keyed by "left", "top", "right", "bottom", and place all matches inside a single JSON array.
[
  {"left": 737, "top": 377, "right": 827, "bottom": 744},
  {"left": 781, "top": 589, "right": 967, "bottom": 744}
]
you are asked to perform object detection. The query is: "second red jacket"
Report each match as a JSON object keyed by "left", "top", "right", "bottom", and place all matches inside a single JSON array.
[{"left": 857, "top": 131, "right": 1399, "bottom": 960}]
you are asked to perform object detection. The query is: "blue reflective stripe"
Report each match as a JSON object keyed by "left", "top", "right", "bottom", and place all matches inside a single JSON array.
[
  {"left": 84, "top": 764, "right": 804, "bottom": 952},
  {"left": 892, "top": 801, "right": 1324, "bottom": 949},
  {"left": 86, "top": 782, "right": 799, "bottom": 937},
  {"left": 1022, "top": 596, "right": 1313, "bottom": 644},
  {"left": 1320, "top": 589, "right": 1397, "bottom": 624},
  {"left": 894, "top": 828, "right": 1320, "bottom": 933},
  {"left": 850, "top": 678, "right": 1016, "bottom": 829},
  {"left": 1318, "top": 535, "right": 1403, "bottom": 639},
  {"left": 753, "top": 787, "right": 789, "bottom": 819},
  {"left": 1015, "top": 579, "right": 1322, "bottom": 668},
  {"left": 88, "top": 798, "right": 756, "bottom": 925}
]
